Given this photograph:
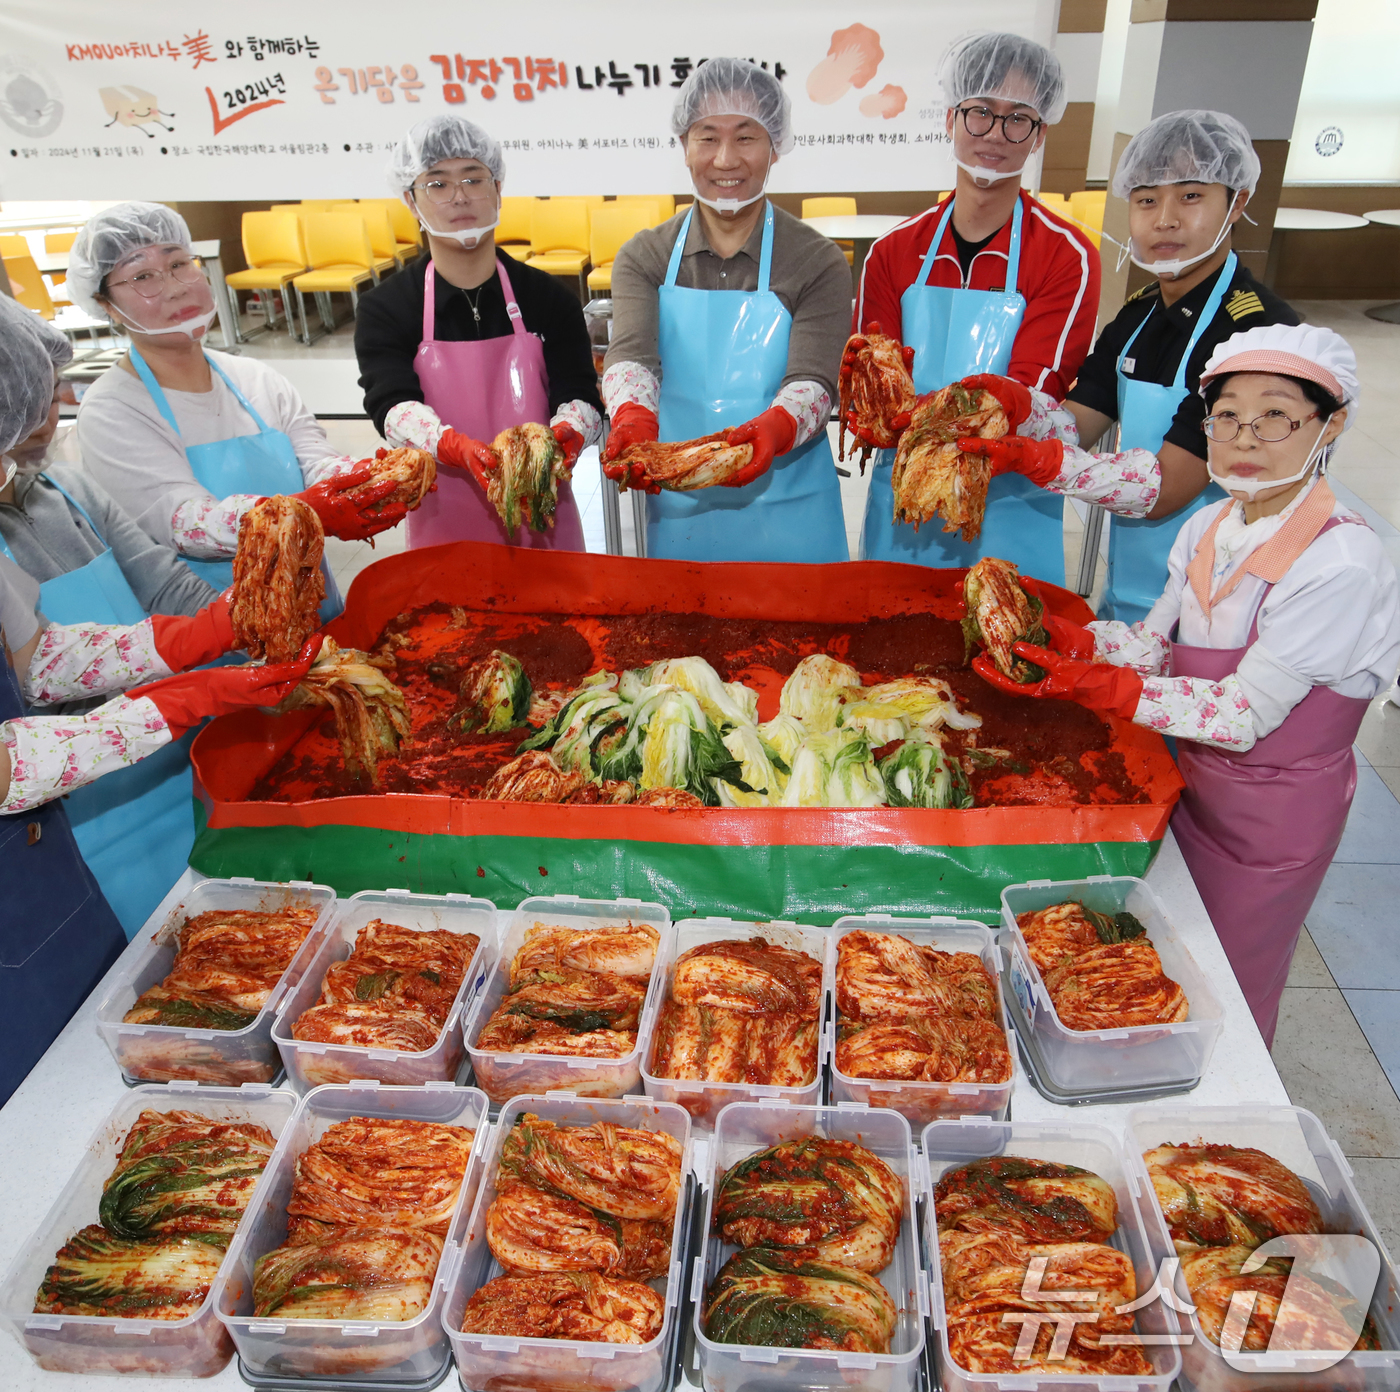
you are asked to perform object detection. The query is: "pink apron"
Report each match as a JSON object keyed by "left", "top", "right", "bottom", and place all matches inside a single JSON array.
[
  {"left": 407, "top": 256, "right": 584, "bottom": 551},
  {"left": 1169, "top": 512, "right": 1368, "bottom": 1046}
]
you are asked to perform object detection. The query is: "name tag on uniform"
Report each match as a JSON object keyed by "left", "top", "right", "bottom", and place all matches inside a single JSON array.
[{"left": 1122, "top": 357, "right": 1136, "bottom": 373}]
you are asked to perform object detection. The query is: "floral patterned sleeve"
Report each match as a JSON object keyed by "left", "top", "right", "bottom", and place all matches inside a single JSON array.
[
  {"left": 1, "top": 696, "right": 172, "bottom": 813},
  {"left": 170, "top": 493, "right": 261, "bottom": 558},
  {"left": 25, "top": 621, "right": 173, "bottom": 707},
  {"left": 771, "top": 381, "right": 831, "bottom": 449},
  {"left": 601, "top": 361, "right": 660, "bottom": 415},
  {"left": 302, "top": 453, "right": 362, "bottom": 485},
  {"left": 1087, "top": 620, "right": 1170, "bottom": 677},
  {"left": 1019, "top": 388, "right": 1081, "bottom": 445},
  {"left": 384, "top": 401, "right": 447, "bottom": 453},
  {"left": 1049, "top": 445, "right": 1161, "bottom": 518},
  {"left": 550, "top": 400, "right": 603, "bottom": 448},
  {"left": 1132, "top": 673, "right": 1256, "bottom": 751}
]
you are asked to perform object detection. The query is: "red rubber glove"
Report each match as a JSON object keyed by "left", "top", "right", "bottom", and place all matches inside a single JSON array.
[
  {"left": 601, "top": 402, "right": 660, "bottom": 493},
  {"left": 149, "top": 597, "right": 235, "bottom": 671},
  {"left": 296, "top": 470, "right": 408, "bottom": 542},
  {"left": 131, "top": 637, "right": 320, "bottom": 739},
  {"left": 972, "top": 643, "right": 1142, "bottom": 719},
  {"left": 1017, "top": 578, "right": 1096, "bottom": 660},
  {"left": 551, "top": 421, "right": 584, "bottom": 470},
  {"left": 957, "top": 435, "right": 1064, "bottom": 488},
  {"left": 723, "top": 405, "right": 797, "bottom": 488},
  {"left": 959, "top": 373, "right": 1033, "bottom": 432},
  {"left": 436, "top": 428, "right": 499, "bottom": 493}
]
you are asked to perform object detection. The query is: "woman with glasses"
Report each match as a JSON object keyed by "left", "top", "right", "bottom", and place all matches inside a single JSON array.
[
  {"left": 70, "top": 203, "right": 406, "bottom": 594},
  {"left": 973, "top": 324, "right": 1400, "bottom": 1045},
  {"left": 358, "top": 114, "right": 601, "bottom": 549},
  {"left": 850, "top": 30, "right": 1099, "bottom": 577}
]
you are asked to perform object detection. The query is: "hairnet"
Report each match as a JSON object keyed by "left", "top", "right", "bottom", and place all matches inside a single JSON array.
[
  {"left": 1199, "top": 323, "right": 1358, "bottom": 432},
  {"left": 0, "top": 295, "right": 69, "bottom": 456},
  {"left": 66, "top": 201, "right": 193, "bottom": 318},
  {"left": 1111, "top": 109, "right": 1261, "bottom": 199},
  {"left": 385, "top": 115, "right": 505, "bottom": 194},
  {"left": 938, "top": 31, "right": 1066, "bottom": 125},
  {"left": 671, "top": 57, "right": 793, "bottom": 156}
]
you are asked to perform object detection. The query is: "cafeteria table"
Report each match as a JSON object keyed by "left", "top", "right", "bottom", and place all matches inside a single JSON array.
[
  {"left": 802, "top": 213, "right": 905, "bottom": 285},
  {"left": 1363, "top": 209, "right": 1400, "bottom": 324},
  {"left": 1264, "top": 206, "right": 1369, "bottom": 289}
]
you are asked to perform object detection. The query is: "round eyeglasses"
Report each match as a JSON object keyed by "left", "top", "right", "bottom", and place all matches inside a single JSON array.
[
  {"left": 1201, "top": 409, "right": 1320, "bottom": 443},
  {"left": 106, "top": 255, "right": 205, "bottom": 299},
  {"left": 413, "top": 176, "right": 495, "bottom": 205},
  {"left": 954, "top": 104, "right": 1042, "bottom": 144}
]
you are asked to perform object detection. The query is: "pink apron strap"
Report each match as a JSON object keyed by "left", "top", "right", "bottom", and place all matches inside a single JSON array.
[
  {"left": 494, "top": 255, "right": 529, "bottom": 337},
  {"left": 422, "top": 259, "right": 437, "bottom": 342}
]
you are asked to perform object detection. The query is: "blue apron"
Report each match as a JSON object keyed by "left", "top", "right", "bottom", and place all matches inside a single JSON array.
[
  {"left": 650, "top": 202, "right": 848, "bottom": 563},
  {"left": 0, "top": 478, "right": 196, "bottom": 939},
  {"left": 0, "top": 631, "right": 125, "bottom": 1104},
  {"left": 859, "top": 197, "right": 1063, "bottom": 581},
  {"left": 1097, "top": 253, "right": 1235, "bottom": 624},
  {"left": 128, "top": 349, "right": 343, "bottom": 620}
]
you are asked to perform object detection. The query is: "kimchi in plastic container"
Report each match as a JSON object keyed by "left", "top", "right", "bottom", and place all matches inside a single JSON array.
[
  {"left": 442, "top": 1092, "right": 693, "bottom": 1392},
  {"left": 829, "top": 914, "right": 1014, "bottom": 1125},
  {"left": 1000, "top": 876, "right": 1222, "bottom": 1094},
  {"left": 271, "top": 888, "right": 496, "bottom": 1092},
  {"left": 1126, "top": 1103, "right": 1400, "bottom": 1392},
  {"left": 0, "top": 1082, "right": 297, "bottom": 1378},
  {"left": 923, "top": 1117, "right": 1182, "bottom": 1392},
  {"left": 693, "top": 1100, "right": 925, "bottom": 1392},
  {"left": 212, "top": 1080, "right": 489, "bottom": 1381},
  {"left": 94, "top": 876, "right": 337, "bottom": 1086},
  {"left": 640, "top": 917, "right": 834, "bottom": 1132},
  {"left": 461, "top": 894, "right": 671, "bottom": 1109}
]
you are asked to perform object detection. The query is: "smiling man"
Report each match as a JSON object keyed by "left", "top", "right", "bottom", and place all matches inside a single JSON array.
[
  {"left": 852, "top": 30, "right": 1099, "bottom": 579},
  {"left": 602, "top": 57, "right": 852, "bottom": 563}
]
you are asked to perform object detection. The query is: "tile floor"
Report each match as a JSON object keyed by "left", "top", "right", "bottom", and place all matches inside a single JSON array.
[{"left": 242, "top": 295, "right": 1400, "bottom": 1250}]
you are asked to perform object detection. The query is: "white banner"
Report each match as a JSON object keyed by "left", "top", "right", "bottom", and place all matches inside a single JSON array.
[{"left": 0, "top": 0, "right": 1056, "bottom": 200}]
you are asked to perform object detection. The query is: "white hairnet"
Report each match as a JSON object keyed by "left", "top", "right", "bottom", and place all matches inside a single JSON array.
[
  {"left": 938, "top": 31, "right": 1066, "bottom": 125},
  {"left": 66, "top": 201, "right": 193, "bottom": 318},
  {"left": 1199, "top": 323, "right": 1359, "bottom": 432},
  {"left": 671, "top": 57, "right": 793, "bottom": 156},
  {"left": 1111, "top": 109, "right": 1261, "bottom": 199},
  {"left": 0, "top": 294, "right": 70, "bottom": 456},
  {"left": 386, "top": 115, "right": 505, "bottom": 194}
]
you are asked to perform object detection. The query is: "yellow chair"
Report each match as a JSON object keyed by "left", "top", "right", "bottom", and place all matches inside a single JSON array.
[
  {"left": 1035, "top": 192, "right": 1071, "bottom": 219},
  {"left": 802, "top": 196, "right": 858, "bottom": 266},
  {"left": 299, "top": 199, "right": 338, "bottom": 212},
  {"left": 493, "top": 196, "right": 534, "bottom": 261},
  {"left": 290, "top": 212, "right": 378, "bottom": 344},
  {"left": 526, "top": 198, "right": 593, "bottom": 299},
  {"left": 615, "top": 194, "right": 675, "bottom": 222},
  {"left": 363, "top": 198, "right": 422, "bottom": 260},
  {"left": 331, "top": 202, "right": 400, "bottom": 276},
  {"left": 4, "top": 255, "right": 56, "bottom": 319},
  {"left": 1069, "top": 190, "right": 1106, "bottom": 248},
  {"left": 586, "top": 202, "right": 659, "bottom": 294},
  {"left": 224, "top": 211, "right": 306, "bottom": 340}
]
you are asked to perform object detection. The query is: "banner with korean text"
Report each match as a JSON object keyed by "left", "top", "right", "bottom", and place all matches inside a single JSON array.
[{"left": 0, "top": 0, "right": 1056, "bottom": 199}]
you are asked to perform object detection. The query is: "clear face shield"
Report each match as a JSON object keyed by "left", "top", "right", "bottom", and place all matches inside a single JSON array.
[
  {"left": 1207, "top": 416, "right": 1334, "bottom": 502},
  {"left": 410, "top": 173, "right": 500, "bottom": 247},
  {"left": 1119, "top": 189, "right": 1241, "bottom": 281},
  {"left": 103, "top": 245, "right": 217, "bottom": 339}
]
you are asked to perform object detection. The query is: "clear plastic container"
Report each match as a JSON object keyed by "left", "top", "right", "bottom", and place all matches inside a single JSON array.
[
  {"left": 923, "top": 1117, "right": 1182, "bottom": 1392},
  {"left": 829, "top": 914, "right": 1014, "bottom": 1125},
  {"left": 271, "top": 889, "right": 496, "bottom": 1093},
  {"left": 1125, "top": 1103, "right": 1400, "bottom": 1392},
  {"left": 640, "top": 917, "right": 833, "bottom": 1132},
  {"left": 213, "top": 1080, "right": 489, "bottom": 1381},
  {"left": 1000, "top": 876, "right": 1223, "bottom": 1093},
  {"left": 94, "top": 876, "right": 337, "bottom": 1086},
  {"left": 693, "top": 1100, "right": 926, "bottom": 1392},
  {"left": 0, "top": 1082, "right": 297, "bottom": 1378},
  {"left": 461, "top": 894, "right": 671, "bottom": 1108},
  {"left": 442, "top": 1092, "right": 693, "bottom": 1392}
]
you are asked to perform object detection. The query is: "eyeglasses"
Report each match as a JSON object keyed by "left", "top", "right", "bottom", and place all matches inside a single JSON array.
[
  {"left": 1202, "top": 409, "right": 1320, "bottom": 443},
  {"left": 954, "top": 104, "right": 1042, "bottom": 144},
  {"left": 412, "top": 176, "right": 495, "bottom": 206},
  {"left": 106, "top": 256, "right": 204, "bottom": 299}
]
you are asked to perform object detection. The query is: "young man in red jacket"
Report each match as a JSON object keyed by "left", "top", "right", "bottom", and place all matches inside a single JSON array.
[{"left": 852, "top": 30, "right": 1099, "bottom": 580}]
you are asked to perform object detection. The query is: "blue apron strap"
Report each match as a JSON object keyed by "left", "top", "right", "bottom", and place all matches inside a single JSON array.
[
  {"left": 126, "top": 345, "right": 183, "bottom": 436},
  {"left": 0, "top": 530, "right": 13, "bottom": 564},
  {"left": 1116, "top": 304, "right": 1156, "bottom": 370},
  {"left": 204, "top": 355, "right": 277, "bottom": 434},
  {"left": 1172, "top": 251, "right": 1237, "bottom": 390},
  {"left": 915, "top": 199, "right": 957, "bottom": 290},
  {"left": 756, "top": 201, "right": 774, "bottom": 294},
  {"left": 40, "top": 476, "right": 110, "bottom": 551},
  {"left": 1005, "top": 198, "right": 1023, "bottom": 295},
  {"left": 663, "top": 206, "right": 694, "bottom": 288}
]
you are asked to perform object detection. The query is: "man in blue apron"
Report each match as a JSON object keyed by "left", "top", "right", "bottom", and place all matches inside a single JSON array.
[
  {"left": 601, "top": 58, "right": 851, "bottom": 563},
  {"left": 851, "top": 31, "right": 1099, "bottom": 581},
  {"left": 958, "top": 111, "right": 1297, "bottom": 626}
]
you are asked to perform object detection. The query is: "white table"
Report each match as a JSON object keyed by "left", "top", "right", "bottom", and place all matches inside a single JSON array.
[
  {"left": 1265, "top": 208, "right": 1369, "bottom": 289},
  {"left": 803, "top": 213, "right": 906, "bottom": 283},
  {"left": 0, "top": 828, "right": 1286, "bottom": 1390},
  {"left": 271, "top": 358, "right": 367, "bottom": 419},
  {"left": 1363, "top": 210, "right": 1400, "bottom": 324}
]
